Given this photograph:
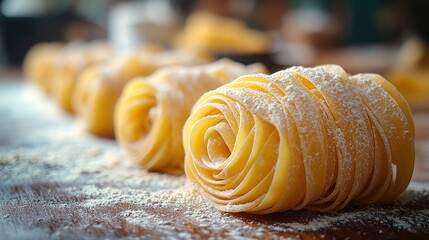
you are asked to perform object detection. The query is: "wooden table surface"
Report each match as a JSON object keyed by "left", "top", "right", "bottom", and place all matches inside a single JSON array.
[{"left": 1, "top": 75, "right": 428, "bottom": 240}]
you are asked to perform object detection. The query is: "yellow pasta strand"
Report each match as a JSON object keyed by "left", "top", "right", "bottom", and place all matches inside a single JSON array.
[
  {"left": 115, "top": 59, "right": 267, "bottom": 174},
  {"left": 183, "top": 65, "right": 414, "bottom": 213}
]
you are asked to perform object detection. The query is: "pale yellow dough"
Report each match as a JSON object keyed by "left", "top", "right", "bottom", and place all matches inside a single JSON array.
[
  {"left": 73, "top": 50, "right": 211, "bottom": 138},
  {"left": 115, "top": 59, "right": 267, "bottom": 173},
  {"left": 183, "top": 65, "right": 415, "bottom": 213},
  {"left": 387, "top": 37, "right": 429, "bottom": 108},
  {"left": 174, "top": 12, "right": 271, "bottom": 54},
  {"left": 388, "top": 69, "right": 429, "bottom": 107}
]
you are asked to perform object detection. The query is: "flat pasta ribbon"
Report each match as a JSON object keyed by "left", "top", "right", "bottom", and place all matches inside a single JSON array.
[{"left": 183, "top": 65, "right": 414, "bottom": 213}]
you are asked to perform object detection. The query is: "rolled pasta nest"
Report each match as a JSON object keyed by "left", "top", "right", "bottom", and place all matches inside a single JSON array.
[
  {"left": 183, "top": 64, "right": 415, "bottom": 213},
  {"left": 115, "top": 59, "right": 267, "bottom": 174}
]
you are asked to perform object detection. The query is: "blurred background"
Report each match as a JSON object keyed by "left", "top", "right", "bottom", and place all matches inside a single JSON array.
[
  {"left": 1, "top": 0, "right": 428, "bottom": 66},
  {"left": 1, "top": 0, "right": 429, "bottom": 107}
]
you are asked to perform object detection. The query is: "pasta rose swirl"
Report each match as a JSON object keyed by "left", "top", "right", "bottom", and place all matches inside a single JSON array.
[
  {"left": 183, "top": 65, "right": 415, "bottom": 213},
  {"left": 187, "top": 73, "right": 331, "bottom": 213},
  {"left": 115, "top": 59, "right": 267, "bottom": 174}
]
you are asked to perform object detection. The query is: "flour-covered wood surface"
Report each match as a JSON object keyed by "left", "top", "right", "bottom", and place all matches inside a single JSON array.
[{"left": 1, "top": 75, "right": 429, "bottom": 239}]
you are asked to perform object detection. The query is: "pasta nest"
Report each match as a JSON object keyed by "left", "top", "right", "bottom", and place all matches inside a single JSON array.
[{"left": 183, "top": 65, "right": 415, "bottom": 213}]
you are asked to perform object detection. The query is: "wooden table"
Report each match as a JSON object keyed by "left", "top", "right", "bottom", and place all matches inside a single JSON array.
[{"left": 1, "top": 75, "right": 428, "bottom": 239}]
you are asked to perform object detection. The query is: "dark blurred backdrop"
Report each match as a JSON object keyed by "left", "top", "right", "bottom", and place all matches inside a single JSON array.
[{"left": 0, "top": 0, "right": 428, "bottom": 67}]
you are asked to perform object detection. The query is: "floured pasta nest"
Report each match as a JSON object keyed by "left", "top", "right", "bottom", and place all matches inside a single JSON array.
[
  {"left": 115, "top": 59, "right": 267, "bottom": 174},
  {"left": 183, "top": 64, "right": 415, "bottom": 213}
]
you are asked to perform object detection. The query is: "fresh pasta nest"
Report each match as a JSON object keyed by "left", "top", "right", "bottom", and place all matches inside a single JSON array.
[
  {"left": 115, "top": 59, "right": 267, "bottom": 173},
  {"left": 183, "top": 64, "right": 415, "bottom": 213}
]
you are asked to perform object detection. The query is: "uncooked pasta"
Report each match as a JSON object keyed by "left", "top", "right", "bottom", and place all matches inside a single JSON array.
[{"left": 183, "top": 65, "right": 414, "bottom": 213}]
